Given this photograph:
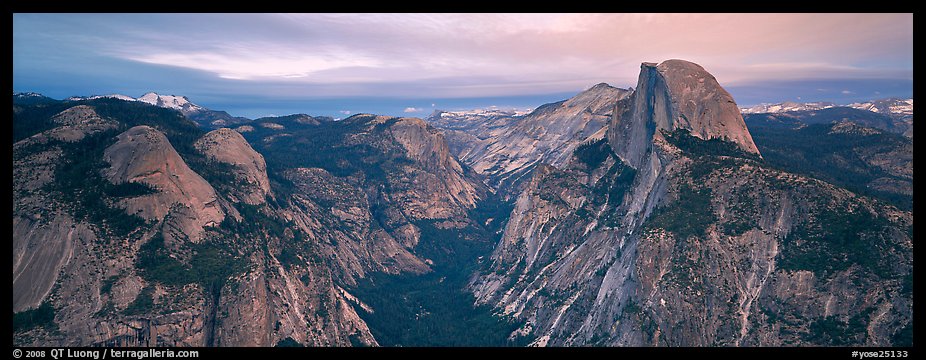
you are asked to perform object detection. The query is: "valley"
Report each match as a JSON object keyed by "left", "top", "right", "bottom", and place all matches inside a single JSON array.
[{"left": 12, "top": 59, "right": 913, "bottom": 347}]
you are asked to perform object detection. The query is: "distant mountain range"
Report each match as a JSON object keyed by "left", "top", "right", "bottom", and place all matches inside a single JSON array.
[
  {"left": 746, "top": 112, "right": 912, "bottom": 210},
  {"left": 741, "top": 98, "right": 913, "bottom": 138},
  {"left": 12, "top": 92, "right": 59, "bottom": 105},
  {"left": 15, "top": 90, "right": 912, "bottom": 137},
  {"left": 741, "top": 98, "right": 912, "bottom": 117},
  {"left": 740, "top": 101, "right": 839, "bottom": 114},
  {"left": 847, "top": 98, "right": 914, "bottom": 119},
  {"left": 12, "top": 63, "right": 913, "bottom": 347},
  {"left": 14, "top": 92, "right": 251, "bottom": 128}
]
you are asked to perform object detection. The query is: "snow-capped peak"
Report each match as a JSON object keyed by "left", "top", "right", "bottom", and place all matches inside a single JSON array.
[
  {"left": 136, "top": 92, "right": 205, "bottom": 115},
  {"left": 62, "top": 91, "right": 209, "bottom": 117},
  {"left": 99, "top": 94, "right": 137, "bottom": 101},
  {"left": 740, "top": 101, "right": 835, "bottom": 114},
  {"left": 14, "top": 92, "right": 46, "bottom": 98},
  {"left": 847, "top": 98, "right": 913, "bottom": 118},
  {"left": 437, "top": 107, "right": 534, "bottom": 118},
  {"left": 67, "top": 94, "right": 137, "bottom": 102},
  {"left": 742, "top": 98, "right": 913, "bottom": 120}
]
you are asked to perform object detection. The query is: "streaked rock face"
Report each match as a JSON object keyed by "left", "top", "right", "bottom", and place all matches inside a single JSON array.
[
  {"left": 609, "top": 60, "right": 760, "bottom": 169},
  {"left": 13, "top": 102, "right": 489, "bottom": 347},
  {"left": 13, "top": 216, "right": 87, "bottom": 312},
  {"left": 387, "top": 116, "right": 483, "bottom": 218},
  {"left": 13, "top": 58, "right": 913, "bottom": 348},
  {"left": 429, "top": 83, "right": 631, "bottom": 198},
  {"left": 12, "top": 106, "right": 117, "bottom": 313},
  {"left": 471, "top": 60, "right": 911, "bottom": 347}
]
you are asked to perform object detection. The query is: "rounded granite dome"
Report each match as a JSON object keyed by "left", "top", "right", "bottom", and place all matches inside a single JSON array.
[{"left": 609, "top": 59, "right": 760, "bottom": 169}]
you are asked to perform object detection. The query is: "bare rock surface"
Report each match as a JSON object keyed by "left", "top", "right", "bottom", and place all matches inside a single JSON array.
[
  {"left": 103, "top": 125, "right": 225, "bottom": 241},
  {"left": 195, "top": 128, "right": 272, "bottom": 205}
]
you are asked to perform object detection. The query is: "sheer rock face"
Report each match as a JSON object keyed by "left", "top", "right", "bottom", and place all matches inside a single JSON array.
[
  {"left": 213, "top": 254, "right": 379, "bottom": 347},
  {"left": 472, "top": 136, "right": 912, "bottom": 347},
  {"left": 609, "top": 60, "right": 760, "bottom": 170},
  {"left": 471, "top": 60, "right": 911, "bottom": 347},
  {"left": 281, "top": 166, "right": 430, "bottom": 285},
  {"left": 194, "top": 128, "right": 272, "bottom": 205},
  {"left": 12, "top": 106, "right": 117, "bottom": 313},
  {"left": 13, "top": 216, "right": 83, "bottom": 312},
  {"left": 387, "top": 117, "right": 483, "bottom": 218},
  {"left": 14, "top": 102, "right": 486, "bottom": 347}
]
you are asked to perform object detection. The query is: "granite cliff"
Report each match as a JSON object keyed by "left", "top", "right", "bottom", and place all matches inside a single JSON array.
[
  {"left": 12, "top": 60, "right": 913, "bottom": 347},
  {"left": 470, "top": 60, "right": 912, "bottom": 346},
  {"left": 12, "top": 97, "right": 491, "bottom": 347},
  {"left": 428, "top": 83, "right": 631, "bottom": 198}
]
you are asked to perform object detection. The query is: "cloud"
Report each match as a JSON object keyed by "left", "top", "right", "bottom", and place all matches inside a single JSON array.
[
  {"left": 842, "top": 90, "right": 854, "bottom": 94},
  {"left": 120, "top": 47, "right": 383, "bottom": 81},
  {"left": 13, "top": 13, "right": 913, "bottom": 101},
  {"left": 404, "top": 107, "right": 423, "bottom": 113},
  {"left": 339, "top": 110, "right": 351, "bottom": 115}
]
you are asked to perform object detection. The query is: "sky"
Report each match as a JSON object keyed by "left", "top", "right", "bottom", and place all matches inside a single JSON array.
[{"left": 13, "top": 13, "right": 913, "bottom": 119}]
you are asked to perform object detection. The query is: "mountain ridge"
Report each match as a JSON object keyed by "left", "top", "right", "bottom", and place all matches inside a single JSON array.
[
  {"left": 12, "top": 58, "right": 914, "bottom": 347},
  {"left": 740, "top": 98, "right": 913, "bottom": 138},
  {"left": 58, "top": 92, "right": 250, "bottom": 128},
  {"left": 427, "top": 82, "right": 632, "bottom": 199},
  {"left": 469, "top": 60, "right": 912, "bottom": 346},
  {"left": 12, "top": 98, "right": 501, "bottom": 346}
]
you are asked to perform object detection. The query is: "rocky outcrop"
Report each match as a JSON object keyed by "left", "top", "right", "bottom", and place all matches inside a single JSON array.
[
  {"left": 609, "top": 60, "right": 759, "bottom": 169},
  {"left": 385, "top": 116, "right": 483, "bottom": 218},
  {"left": 195, "top": 128, "right": 272, "bottom": 205},
  {"left": 12, "top": 216, "right": 83, "bottom": 312},
  {"left": 244, "top": 112, "right": 487, "bottom": 226},
  {"left": 14, "top": 99, "right": 490, "bottom": 347},
  {"left": 13, "top": 105, "right": 225, "bottom": 346},
  {"left": 12, "top": 106, "right": 114, "bottom": 313},
  {"left": 20, "top": 105, "right": 119, "bottom": 144},
  {"left": 214, "top": 257, "right": 378, "bottom": 347},
  {"left": 428, "top": 83, "right": 631, "bottom": 198},
  {"left": 281, "top": 167, "right": 430, "bottom": 284},
  {"left": 471, "top": 60, "right": 912, "bottom": 347},
  {"left": 103, "top": 125, "right": 225, "bottom": 242}
]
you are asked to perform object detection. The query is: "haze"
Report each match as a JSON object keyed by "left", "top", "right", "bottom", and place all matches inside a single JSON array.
[{"left": 13, "top": 13, "right": 913, "bottom": 118}]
